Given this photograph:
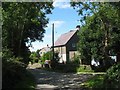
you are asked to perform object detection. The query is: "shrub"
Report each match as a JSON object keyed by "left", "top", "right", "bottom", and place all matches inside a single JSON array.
[
  {"left": 81, "top": 75, "right": 104, "bottom": 89},
  {"left": 71, "top": 55, "right": 80, "bottom": 65},
  {"left": 51, "top": 52, "right": 60, "bottom": 69},
  {"left": 30, "top": 52, "right": 40, "bottom": 64},
  {"left": 103, "top": 64, "right": 120, "bottom": 89},
  {"left": 53, "top": 59, "right": 80, "bottom": 73},
  {"left": 77, "top": 65, "right": 93, "bottom": 72},
  {"left": 40, "top": 51, "right": 52, "bottom": 63},
  {"left": 2, "top": 57, "right": 27, "bottom": 88}
]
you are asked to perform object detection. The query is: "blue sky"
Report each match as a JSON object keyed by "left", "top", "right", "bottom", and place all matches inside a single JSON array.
[{"left": 29, "top": 0, "right": 82, "bottom": 52}]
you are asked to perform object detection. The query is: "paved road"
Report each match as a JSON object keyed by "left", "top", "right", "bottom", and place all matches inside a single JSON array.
[{"left": 29, "top": 69, "right": 95, "bottom": 90}]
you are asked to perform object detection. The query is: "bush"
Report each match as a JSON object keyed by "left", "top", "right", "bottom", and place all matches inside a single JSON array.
[
  {"left": 77, "top": 65, "right": 93, "bottom": 72},
  {"left": 2, "top": 57, "right": 27, "bottom": 88},
  {"left": 2, "top": 49, "right": 35, "bottom": 89},
  {"left": 53, "top": 60, "right": 80, "bottom": 73},
  {"left": 103, "top": 64, "right": 120, "bottom": 89},
  {"left": 57, "top": 63, "right": 78, "bottom": 73},
  {"left": 81, "top": 75, "right": 104, "bottom": 89},
  {"left": 30, "top": 52, "right": 39, "bottom": 64}
]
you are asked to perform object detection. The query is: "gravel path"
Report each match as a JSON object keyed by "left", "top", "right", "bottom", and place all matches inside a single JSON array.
[{"left": 28, "top": 69, "right": 94, "bottom": 90}]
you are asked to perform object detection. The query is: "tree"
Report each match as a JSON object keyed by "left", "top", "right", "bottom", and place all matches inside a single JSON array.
[
  {"left": 71, "top": 2, "right": 120, "bottom": 70},
  {"left": 2, "top": 2, "right": 53, "bottom": 64},
  {"left": 40, "top": 51, "right": 53, "bottom": 62},
  {"left": 29, "top": 51, "right": 41, "bottom": 64},
  {"left": 2, "top": 2, "right": 54, "bottom": 88}
]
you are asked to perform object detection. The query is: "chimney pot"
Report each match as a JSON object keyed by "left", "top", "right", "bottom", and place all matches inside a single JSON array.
[{"left": 76, "top": 25, "right": 80, "bottom": 29}]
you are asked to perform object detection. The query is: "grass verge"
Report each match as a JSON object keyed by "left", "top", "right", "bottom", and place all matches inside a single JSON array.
[{"left": 80, "top": 74, "right": 105, "bottom": 89}]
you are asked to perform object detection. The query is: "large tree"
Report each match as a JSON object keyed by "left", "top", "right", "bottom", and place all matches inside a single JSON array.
[
  {"left": 71, "top": 2, "right": 120, "bottom": 68},
  {"left": 2, "top": 2, "right": 53, "bottom": 64}
]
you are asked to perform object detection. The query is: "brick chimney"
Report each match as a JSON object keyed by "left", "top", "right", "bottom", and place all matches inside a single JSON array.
[{"left": 76, "top": 25, "right": 80, "bottom": 30}]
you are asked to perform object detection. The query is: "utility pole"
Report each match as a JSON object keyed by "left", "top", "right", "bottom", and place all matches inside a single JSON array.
[{"left": 52, "top": 23, "right": 54, "bottom": 61}]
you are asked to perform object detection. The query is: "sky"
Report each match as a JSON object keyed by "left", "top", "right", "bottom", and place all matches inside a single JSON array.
[{"left": 29, "top": 0, "right": 82, "bottom": 52}]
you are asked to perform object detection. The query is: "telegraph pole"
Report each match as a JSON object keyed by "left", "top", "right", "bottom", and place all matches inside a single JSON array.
[{"left": 52, "top": 23, "right": 54, "bottom": 61}]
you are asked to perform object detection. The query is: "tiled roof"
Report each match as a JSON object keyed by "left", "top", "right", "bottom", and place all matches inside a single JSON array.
[{"left": 55, "top": 30, "right": 78, "bottom": 47}]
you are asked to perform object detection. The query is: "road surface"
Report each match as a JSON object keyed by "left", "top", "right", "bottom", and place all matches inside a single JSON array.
[{"left": 29, "top": 69, "right": 94, "bottom": 90}]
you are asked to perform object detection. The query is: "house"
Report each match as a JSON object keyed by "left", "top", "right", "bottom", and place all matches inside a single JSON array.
[
  {"left": 39, "top": 45, "right": 51, "bottom": 57},
  {"left": 54, "top": 25, "right": 80, "bottom": 63}
]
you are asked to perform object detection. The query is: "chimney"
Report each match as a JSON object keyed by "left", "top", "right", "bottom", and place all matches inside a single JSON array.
[
  {"left": 47, "top": 44, "right": 49, "bottom": 47},
  {"left": 76, "top": 25, "right": 80, "bottom": 30}
]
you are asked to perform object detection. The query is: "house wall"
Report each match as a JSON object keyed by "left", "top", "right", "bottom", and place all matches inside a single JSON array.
[
  {"left": 69, "top": 51, "right": 78, "bottom": 61},
  {"left": 54, "top": 46, "right": 66, "bottom": 54},
  {"left": 39, "top": 49, "right": 46, "bottom": 57},
  {"left": 54, "top": 30, "right": 79, "bottom": 63},
  {"left": 54, "top": 46, "right": 67, "bottom": 63},
  {"left": 66, "top": 31, "right": 79, "bottom": 62}
]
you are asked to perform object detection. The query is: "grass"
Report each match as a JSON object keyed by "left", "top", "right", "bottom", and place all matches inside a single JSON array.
[
  {"left": 14, "top": 70, "right": 36, "bottom": 90},
  {"left": 77, "top": 65, "right": 94, "bottom": 73},
  {"left": 80, "top": 74, "right": 105, "bottom": 89}
]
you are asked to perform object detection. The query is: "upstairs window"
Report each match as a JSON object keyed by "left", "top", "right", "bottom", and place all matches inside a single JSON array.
[{"left": 72, "top": 43, "right": 76, "bottom": 48}]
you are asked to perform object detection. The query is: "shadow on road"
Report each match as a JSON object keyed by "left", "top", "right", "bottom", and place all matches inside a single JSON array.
[{"left": 28, "top": 69, "right": 94, "bottom": 89}]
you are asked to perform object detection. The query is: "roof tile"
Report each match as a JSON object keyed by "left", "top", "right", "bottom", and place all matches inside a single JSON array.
[{"left": 55, "top": 30, "right": 77, "bottom": 46}]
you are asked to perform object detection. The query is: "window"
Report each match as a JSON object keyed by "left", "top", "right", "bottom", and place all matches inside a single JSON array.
[{"left": 72, "top": 43, "right": 76, "bottom": 48}]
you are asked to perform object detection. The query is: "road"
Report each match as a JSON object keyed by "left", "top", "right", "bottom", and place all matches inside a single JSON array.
[{"left": 29, "top": 69, "right": 94, "bottom": 90}]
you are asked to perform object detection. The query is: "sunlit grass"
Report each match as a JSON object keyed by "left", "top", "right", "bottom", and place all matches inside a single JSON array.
[{"left": 77, "top": 65, "right": 94, "bottom": 73}]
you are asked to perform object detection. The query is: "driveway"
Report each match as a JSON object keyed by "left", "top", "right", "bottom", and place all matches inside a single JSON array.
[{"left": 28, "top": 69, "right": 94, "bottom": 89}]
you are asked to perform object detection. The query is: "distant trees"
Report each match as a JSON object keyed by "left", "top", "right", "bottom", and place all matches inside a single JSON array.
[
  {"left": 71, "top": 2, "right": 120, "bottom": 70},
  {"left": 29, "top": 51, "right": 40, "bottom": 64},
  {"left": 40, "top": 51, "right": 53, "bottom": 62}
]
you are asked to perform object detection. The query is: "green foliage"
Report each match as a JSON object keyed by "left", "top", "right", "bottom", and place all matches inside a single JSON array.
[
  {"left": 53, "top": 63, "right": 78, "bottom": 73},
  {"left": 51, "top": 52, "right": 60, "bottom": 69},
  {"left": 2, "top": 50, "right": 35, "bottom": 89},
  {"left": 14, "top": 71, "right": 36, "bottom": 89},
  {"left": 40, "top": 51, "right": 52, "bottom": 62},
  {"left": 103, "top": 64, "right": 120, "bottom": 89},
  {"left": 71, "top": 54, "right": 80, "bottom": 65},
  {"left": 52, "top": 55, "right": 80, "bottom": 73},
  {"left": 77, "top": 65, "right": 93, "bottom": 73},
  {"left": 81, "top": 75, "right": 104, "bottom": 89},
  {"left": 30, "top": 52, "right": 40, "bottom": 64},
  {"left": 2, "top": 2, "right": 53, "bottom": 89},
  {"left": 78, "top": 15, "right": 104, "bottom": 65},
  {"left": 2, "top": 58, "right": 26, "bottom": 88},
  {"left": 71, "top": 2, "right": 120, "bottom": 69},
  {"left": 2, "top": 2, "right": 53, "bottom": 64}
]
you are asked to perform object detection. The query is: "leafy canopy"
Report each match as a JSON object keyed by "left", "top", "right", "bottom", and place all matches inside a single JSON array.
[
  {"left": 2, "top": 2, "right": 54, "bottom": 64},
  {"left": 70, "top": 2, "right": 120, "bottom": 67}
]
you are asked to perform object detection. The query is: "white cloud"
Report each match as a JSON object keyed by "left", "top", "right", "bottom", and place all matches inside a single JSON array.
[
  {"left": 53, "top": 0, "right": 71, "bottom": 9},
  {"left": 47, "top": 20, "right": 65, "bottom": 30},
  {"left": 52, "top": 20, "right": 65, "bottom": 29}
]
